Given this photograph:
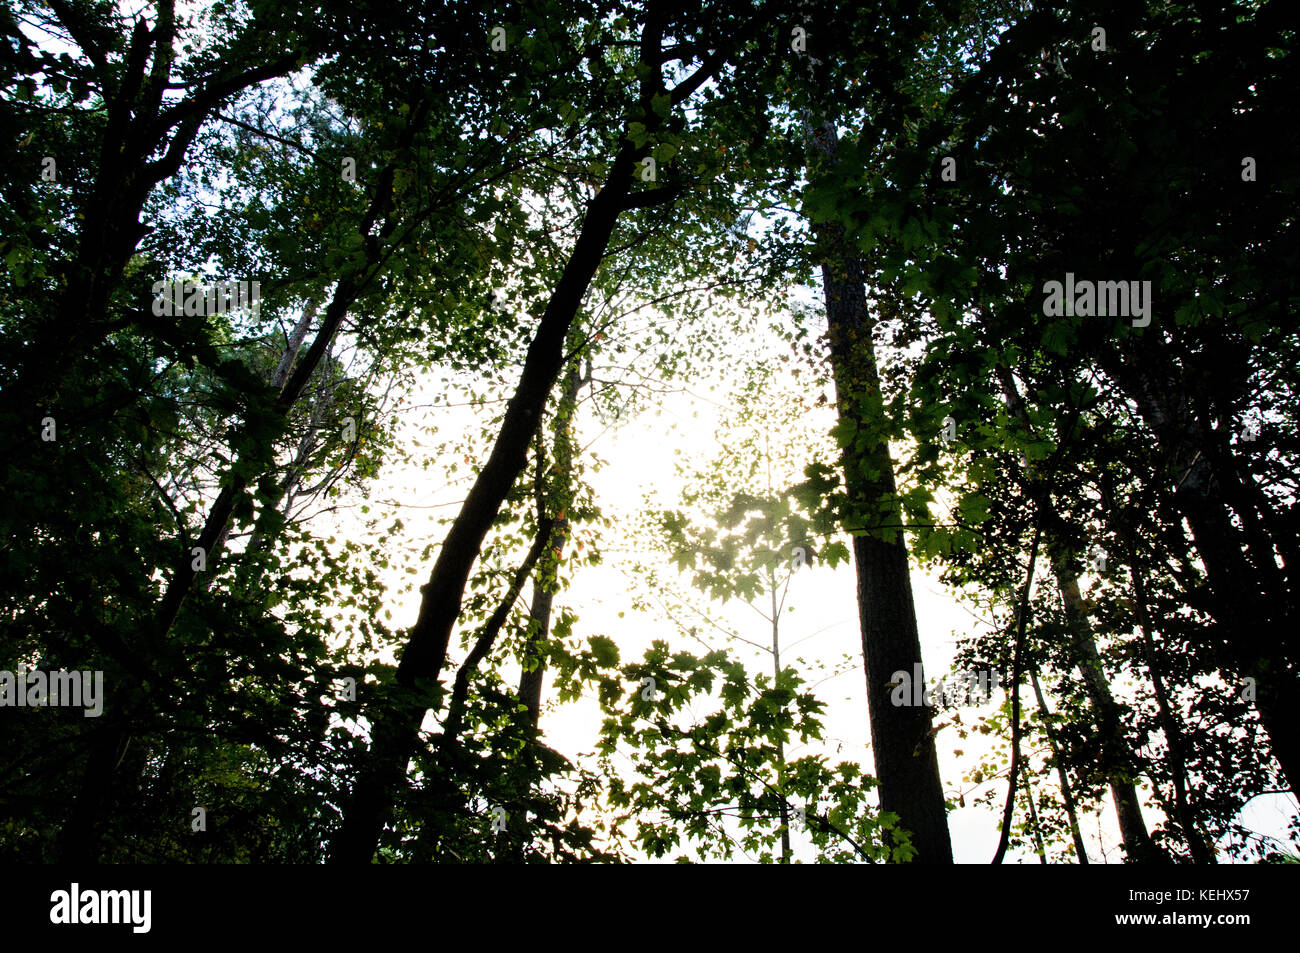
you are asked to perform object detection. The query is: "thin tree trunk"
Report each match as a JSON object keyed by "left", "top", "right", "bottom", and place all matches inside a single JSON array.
[
  {"left": 1029, "top": 666, "right": 1089, "bottom": 863},
  {"left": 1052, "top": 562, "right": 1166, "bottom": 863},
  {"left": 992, "top": 523, "right": 1040, "bottom": 864},
  {"left": 768, "top": 562, "right": 791, "bottom": 863},
  {"left": 1119, "top": 529, "right": 1216, "bottom": 863},
  {"left": 518, "top": 358, "right": 586, "bottom": 730},
  {"left": 1021, "top": 759, "right": 1048, "bottom": 863},
  {"left": 996, "top": 362, "right": 1166, "bottom": 863},
  {"left": 150, "top": 92, "right": 431, "bottom": 654},
  {"left": 517, "top": 587, "right": 557, "bottom": 730}
]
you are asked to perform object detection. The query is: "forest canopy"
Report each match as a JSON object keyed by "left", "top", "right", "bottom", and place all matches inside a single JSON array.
[{"left": 1, "top": 0, "right": 1297, "bottom": 865}]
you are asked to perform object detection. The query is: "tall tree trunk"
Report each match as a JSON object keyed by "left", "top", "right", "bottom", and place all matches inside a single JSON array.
[
  {"left": 1052, "top": 562, "right": 1166, "bottom": 864},
  {"left": 1114, "top": 517, "right": 1216, "bottom": 863},
  {"left": 767, "top": 562, "right": 791, "bottom": 863},
  {"left": 807, "top": 125, "right": 951, "bottom": 862},
  {"left": 329, "top": 186, "right": 620, "bottom": 861}
]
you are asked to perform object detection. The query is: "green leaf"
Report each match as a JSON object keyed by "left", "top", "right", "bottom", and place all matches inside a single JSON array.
[{"left": 589, "top": 635, "right": 620, "bottom": 668}]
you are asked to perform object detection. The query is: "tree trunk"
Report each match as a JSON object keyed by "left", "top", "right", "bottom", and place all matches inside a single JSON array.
[
  {"left": 1096, "top": 348, "right": 1300, "bottom": 795},
  {"left": 806, "top": 122, "right": 951, "bottom": 862},
  {"left": 151, "top": 90, "right": 430, "bottom": 652},
  {"left": 995, "top": 362, "right": 1166, "bottom": 862},
  {"left": 329, "top": 184, "right": 621, "bottom": 859},
  {"left": 1021, "top": 759, "right": 1048, "bottom": 863},
  {"left": 1117, "top": 522, "right": 1217, "bottom": 863},
  {"left": 1029, "top": 666, "right": 1089, "bottom": 863},
  {"left": 518, "top": 359, "right": 585, "bottom": 731},
  {"left": 1052, "top": 562, "right": 1167, "bottom": 864},
  {"left": 58, "top": 97, "right": 425, "bottom": 862}
]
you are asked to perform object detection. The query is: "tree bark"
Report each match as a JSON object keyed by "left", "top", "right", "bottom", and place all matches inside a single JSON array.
[{"left": 807, "top": 123, "right": 951, "bottom": 861}]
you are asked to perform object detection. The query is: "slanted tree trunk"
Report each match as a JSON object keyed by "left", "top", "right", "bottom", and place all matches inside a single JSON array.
[
  {"left": 329, "top": 19, "right": 728, "bottom": 861},
  {"left": 329, "top": 183, "right": 622, "bottom": 862},
  {"left": 1052, "top": 562, "right": 1166, "bottom": 864},
  {"left": 1029, "top": 666, "right": 1089, "bottom": 863},
  {"left": 996, "top": 363, "right": 1166, "bottom": 863},
  {"left": 1021, "top": 759, "right": 1048, "bottom": 863},
  {"left": 149, "top": 89, "right": 434, "bottom": 656},
  {"left": 408, "top": 458, "right": 557, "bottom": 862},
  {"left": 1111, "top": 507, "right": 1216, "bottom": 863}
]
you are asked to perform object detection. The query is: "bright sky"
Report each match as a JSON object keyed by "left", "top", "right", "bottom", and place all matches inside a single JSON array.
[{"left": 326, "top": 289, "right": 1260, "bottom": 864}]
